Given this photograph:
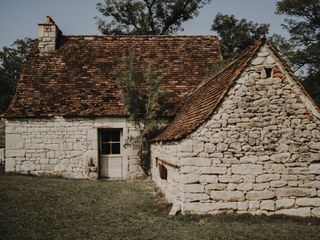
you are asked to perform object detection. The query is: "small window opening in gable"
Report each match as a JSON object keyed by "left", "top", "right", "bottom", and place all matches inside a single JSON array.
[
  {"left": 159, "top": 164, "right": 167, "bottom": 180},
  {"left": 265, "top": 68, "right": 273, "bottom": 78}
]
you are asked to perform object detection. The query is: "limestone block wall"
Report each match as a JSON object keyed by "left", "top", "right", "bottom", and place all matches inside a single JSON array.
[
  {"left": 151, "top": 143, "right": 182, "bottom": 206},
  {"left": 152, "top": 46, "right": 320, "bottom": 217},
  {"left": 5, "top": 117, "right": 142, "bottom": 179}
]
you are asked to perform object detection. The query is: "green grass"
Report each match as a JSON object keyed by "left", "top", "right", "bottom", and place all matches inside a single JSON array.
[{"left": 1, "top": 175, "right": 320, "bottom": 240}]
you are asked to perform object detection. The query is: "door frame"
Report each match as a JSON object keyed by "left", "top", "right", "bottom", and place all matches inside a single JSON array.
[{"left": 98, "top": 128, "right": 123, "bottom": 179}]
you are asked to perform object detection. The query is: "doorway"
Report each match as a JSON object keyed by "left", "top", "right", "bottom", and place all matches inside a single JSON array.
[{"left": 99, "top": 129, "right": 123, "bottom": 178}]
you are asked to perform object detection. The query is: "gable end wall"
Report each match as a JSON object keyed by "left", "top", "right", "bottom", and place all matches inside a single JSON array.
[{"left": 151, "top": 45, "right": 320, "bottom": 217}]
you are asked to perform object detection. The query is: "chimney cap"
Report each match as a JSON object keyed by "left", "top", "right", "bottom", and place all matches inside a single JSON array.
[{"left": 38, "top": 16, "right": 55, "bottom": 26}]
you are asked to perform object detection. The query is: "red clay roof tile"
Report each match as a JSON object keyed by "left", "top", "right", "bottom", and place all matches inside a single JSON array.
[{"left": 4, "top": 35, "right": 221, "bottom": 118}]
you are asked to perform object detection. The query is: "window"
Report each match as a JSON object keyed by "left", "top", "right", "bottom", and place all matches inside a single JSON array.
[
  {"left": 159, "top": 164, "right": 167, "bottom": 180},
  {"left": 265, "top": 68, "right": 272, "bottom": 78},
  {"left": 100, "top": 130, "right": 121, "bottom": 155}
]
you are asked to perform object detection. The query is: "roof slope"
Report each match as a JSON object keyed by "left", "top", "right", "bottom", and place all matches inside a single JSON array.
[
  {"left": 153, "top": 39, "right": 266, "bottom": 141},
  {"left": 4, "top": 35, "right": 221, "bottom": 118}
]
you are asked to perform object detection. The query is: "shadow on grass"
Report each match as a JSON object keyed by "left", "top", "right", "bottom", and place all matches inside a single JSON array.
[{"left": 176, "top": 212, "right": 320, "bottom": 226}]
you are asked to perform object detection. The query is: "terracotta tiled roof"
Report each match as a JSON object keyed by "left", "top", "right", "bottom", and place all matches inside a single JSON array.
[
  {"left": 4, "top": 35, "right": 221, "bottom": 118},
  {"left": 153, "top": 39, "right": 267, "bottom": 141}
]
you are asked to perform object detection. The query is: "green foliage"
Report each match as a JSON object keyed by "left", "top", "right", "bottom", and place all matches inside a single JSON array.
[
  {"left": 96, "top": 0, "right": 211, "bottom": 35},
  {"left": 269, "top": 34, "right": 296, "bottom": 63},
  {"left": 276, "top": 0, "right": 320, "bottom": 46},
  {"left": 211, "top": 13, "right": 270, "bottom": 59},
  {"left": 276, "top": 0, "right": 320, "bottom": 106},
  {"left": 0, "top": 38, "right": 31, "bottom": 112},
  {"left": 116, "top": 52, "right": 167, "bottom": 173}
]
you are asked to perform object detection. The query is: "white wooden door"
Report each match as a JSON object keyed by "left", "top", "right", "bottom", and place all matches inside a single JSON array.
[{"left": 99, "top": 129, "right": 123, "bottom": 178}]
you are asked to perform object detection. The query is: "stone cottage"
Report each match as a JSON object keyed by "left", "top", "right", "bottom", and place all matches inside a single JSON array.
[
  {"left": 151, "top": 39, "right": 320, "bottom": 217},
  {"left": 2, "top": 17, "right": 221, "bottom": 179},
  {"left": 3, "top": 17, "right": 320, "bottom": 218}
]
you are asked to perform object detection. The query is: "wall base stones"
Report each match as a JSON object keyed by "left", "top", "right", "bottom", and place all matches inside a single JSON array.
[{"left": 151, "top": 45, "right": 320, "bottom": 218}]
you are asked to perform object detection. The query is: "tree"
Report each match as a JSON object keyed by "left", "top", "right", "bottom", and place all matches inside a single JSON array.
[
  {"left": 0, "top": 38, "right": 31, "bottom": 112},
  {"left": 211, "top": 13, "right": 270, "bottom": 59},
  {"left": 96, "top": 0, "right": 211, "bottom": 35},
  {"left": 269, "top": 33, "right": 296, "bottom": 62},
  {"left": 115, "top": 52, "right": 167, "bottom": 174},
  {"left": 276, "top": 0, "right": 320, "bottom": 106}
]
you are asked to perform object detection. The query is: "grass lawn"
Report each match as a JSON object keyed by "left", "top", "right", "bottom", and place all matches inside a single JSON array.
[{"left": 1, "top": 175, "right": 320, "bottom": 240}]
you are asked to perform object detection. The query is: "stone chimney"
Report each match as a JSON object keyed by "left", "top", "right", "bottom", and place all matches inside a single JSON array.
[{"left": 38, "top": 16, "right": 61, "bottom": 55}]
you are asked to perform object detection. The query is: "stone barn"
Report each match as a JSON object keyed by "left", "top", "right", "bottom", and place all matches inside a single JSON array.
[
  {"left": 2, "top": 17, "right": 221, "bottom": 179},
  {"left": 151, "top": 39, "right": 320, "bottom": 217}
]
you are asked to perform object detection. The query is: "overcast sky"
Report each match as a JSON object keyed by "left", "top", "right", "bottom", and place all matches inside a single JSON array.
[{"left": 0, "top": 0, "right": 288, "bottom": 49}]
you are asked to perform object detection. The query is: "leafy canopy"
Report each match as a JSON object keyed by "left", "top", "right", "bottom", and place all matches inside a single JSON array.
[
  {"left": 211, "top": 13, "right": 269, "bottom": 59},
  {"left": 0, "top": 38, "right": 31, "bottom": 112},
  {"left": 276, "top": 0, "right": 320, "bottom": 106},
  {"left": 96, "top": 0, "right": 211, "bottom": 35}
]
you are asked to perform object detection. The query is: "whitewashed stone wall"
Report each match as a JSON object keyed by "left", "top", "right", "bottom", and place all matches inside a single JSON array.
[
  {"left": 5, "top": 117, "right": 143, "bottom": 179},
  {"left": 151, "top": 45, "right": 320, "bottom": 217}
]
